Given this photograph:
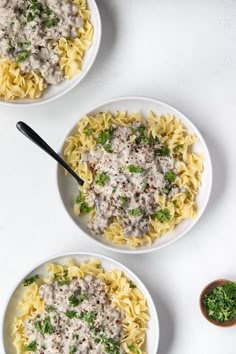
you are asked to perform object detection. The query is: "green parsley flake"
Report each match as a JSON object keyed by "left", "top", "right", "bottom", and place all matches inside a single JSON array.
[
  {"left": 23, "top": 275, "right": 39, "bottom": 286},
  {"left": 104, "top": 143, "right": 113, "bottom": 153},
  {"left": 127, "top": 344, "right": 140, "bottom": 353},
  {"left": 23, "top": 340, "right": 37, "bottom": 352},
  {"left": 95, "top": 172, "right": 110, "bottom": 186},
  {"left": 127, "top": 165, "right": 144, "bottom": 173},
  {"left": 174, "top": 144, "right": 184, "bottom": 152},
  {"left": 65, "top": 310, "right": 77, "bottom": 319},
  {"left": 164, "top": 171, "right": 176, "bottom": 183},
  {"left": 155, "top": 145, "right": 170, "bottom": 157},
  {"left": 128, "top": 208, "right": 142, "bottom": 217},
  {"left": 151, "top": 208, "right": 171, "bottom": 222},
  {"left": 16, "top": 50, "right": 30, "bottom": 63},
  {"left": 95, "top": 127, "right": 115, "bottom": 145}
]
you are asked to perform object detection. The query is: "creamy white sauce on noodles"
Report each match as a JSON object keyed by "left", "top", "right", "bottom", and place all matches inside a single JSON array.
[
  {"left": 0, "top": 0, "right": 82, "bottom": 84},
  {"left": 80, "top": 123, "right": 182, "bottom": 237},
  {"left": 24, "top": 274, "right": 124, "bottom": 354}
]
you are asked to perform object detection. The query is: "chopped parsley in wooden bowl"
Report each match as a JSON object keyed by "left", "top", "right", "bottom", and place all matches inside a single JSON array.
[{"left": 200, "top": 279, "right": 236, "bottom": 327}]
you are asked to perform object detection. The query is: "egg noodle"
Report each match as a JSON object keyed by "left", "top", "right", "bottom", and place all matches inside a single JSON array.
[
  {"left": 64, "top": 111, "right": 203, "bottom": 248},
  {"left": 12, "top": 259, "right": 149, "bottom": 354},
  {"left": 0, "top": 0, "right": 93, "bottom": 100}
]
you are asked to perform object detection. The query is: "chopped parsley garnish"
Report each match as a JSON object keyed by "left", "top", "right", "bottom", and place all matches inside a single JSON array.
[
  {"left": 164, "top": 171, "right": 176, "bottom": 183},
  {"left": 129, "top": 280, "right": 136, "bottom": 288},
  {"left": 34, "top": 316, "right": 54, "bottom": 335},
  {"left": 112, "top": 186, "right": 117, "bottom": 193},
  {"left": 94, "top": 335, "right": 120, "bottom": 354},
  {"left": 65, "top": 310, "right": 77, "bottom": 319},
  {"left": 42, "top": 17, "right": 60, "bottom": 28},
  {"left": 95, "top": 172, "right": 110, "bottom": 186},
  {"left": 141, "top": 183, "right": 148, "bottom": 191},
  {"left": 80, "top": 202, "right": 92, "bottom": 213},
  {"left": 120, "top": 195, "right": 128, "bottom": 206},
  {"left": 155, "top": 145, "right": 170, "bottom": 157},
  {"left": 69, "top": 346, "right": 77, "bottom": 354},
  {"left": 23, "top": 340, "right": 37, "bottom": 352},
  {"left": 149, "top": 135, "right": 160, "bottom": 145},
  {"left": 18, "top": 41, "right": 31, "bottom": 48},
  {"left": 174, "top": 144, "right": 184, "bottom": 152},
  {"left": 27, "top": 12, "right": 35, "bottom": 22},
  {"left": 84, "top": 128, "right": 93, "bottom": 135},
  {"left": 69, "top": 292, "right": 88, "bottom": 307},
  {"left": 104, "top": 143, "right": 113, "bottom": 153},
  {"left": 172, "top": 199, "right": 177, "bottom": 206},
  {"left": 128, "top": 208, "right": 142, "bottom": 217},
  {"left": 16, "top": 50, "right": 30, "bottom": 63},
  {"left": 45, "top": 6, "right": 53, "bottom": 15},
  {"left": 45, "top": 305, "right": 55, "bottom": 312},
  {"left": 23, "top": 275, "right": 39, "bottom": 286},
  {"left": 75, "top": 192, "right": 84, "bottom": 204},
  {"left": 161, "top": 184, "right": 172, "bottom": 195},
  {"left": 133, "top": 125, "right": 149, "bottom": 145},
  {"left": 203, "top": 282, "right": 236, "bottom": 323},
  {"left": 151, "top": 208, "right": 171, "bottom": 222},
  {"left": 127, "top": 165, "right": 144, "bottom": 173},
  {"left": 95, "top": 127, "right": 115, "bottom": 145},
  {"left": 127, "top": 345, "right": 140, "bottom": 353},
  {"left": 57, "top": 279, "right": 70, "bottom": 286},
  {"left": 79, "top": 311, "right": 97, "bottom": 326}
]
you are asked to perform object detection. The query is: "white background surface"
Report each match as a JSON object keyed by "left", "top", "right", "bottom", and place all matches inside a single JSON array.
[{"left": 0, "top": 0, "right": 236, "bottom": 353}]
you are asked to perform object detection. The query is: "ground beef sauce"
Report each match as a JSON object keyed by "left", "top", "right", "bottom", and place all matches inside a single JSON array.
[
  {"left": 24, "top": 274, "right": 124, "bottom": 353},
  {"left": 81, "top": 123, "right": 181, "bottom": 237}
]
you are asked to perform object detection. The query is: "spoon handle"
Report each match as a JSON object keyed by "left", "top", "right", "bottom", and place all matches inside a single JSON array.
[{"left": 16, "top": 121, "right": 83, "bottom": 186}]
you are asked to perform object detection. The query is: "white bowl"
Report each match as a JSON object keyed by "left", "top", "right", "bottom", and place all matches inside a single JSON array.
[
  {"left": 1, "top": 252, "right": 159, "bottom": 354},
  {"left": 57, "top": 96, "right": 213, "bottom": 254},
  {"left": 0, "top": 0, "right": 101, "bottom": 107}
]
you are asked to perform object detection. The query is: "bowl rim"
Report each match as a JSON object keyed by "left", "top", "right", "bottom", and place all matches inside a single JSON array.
[
  {"left": 1, "top": 251, "right": 159, "bottom": 354},
  {"left": 0, "top": 0, "right": 102, "bottom": 108},
  {"left": 56, "top": 95, "right": 213, "bottom": 254},
  {"left": 199, "top": 278, "right": 236, "bottom": 327}
]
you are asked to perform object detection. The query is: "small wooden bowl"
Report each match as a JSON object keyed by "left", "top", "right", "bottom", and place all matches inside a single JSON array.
[{"left": 200, "top": 279, "right": 236, "bottom": 327}]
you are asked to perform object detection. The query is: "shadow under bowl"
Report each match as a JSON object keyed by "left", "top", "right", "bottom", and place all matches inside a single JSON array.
[{"left": 199, "top": 279, "right": 236, "bottom": 327}]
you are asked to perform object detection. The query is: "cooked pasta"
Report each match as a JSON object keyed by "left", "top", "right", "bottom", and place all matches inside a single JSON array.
[
  {"left": 12, "top": 259, "right": 149, "bottom": 354},
  {"left": 64, "top": 111, "right": 203, "bottom": 248},
  {"left": 0, "top": 0, "right": 93, "bottom": 100}
]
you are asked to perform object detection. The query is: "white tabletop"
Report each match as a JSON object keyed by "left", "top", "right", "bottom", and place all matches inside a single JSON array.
[{"left": 1, "top": 1, "right": 236, "bottom": 353}]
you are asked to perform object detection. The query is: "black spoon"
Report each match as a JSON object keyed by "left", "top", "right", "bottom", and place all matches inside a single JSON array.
[{"left": 16, "top": 121, "right": 84, "bottom": 186}]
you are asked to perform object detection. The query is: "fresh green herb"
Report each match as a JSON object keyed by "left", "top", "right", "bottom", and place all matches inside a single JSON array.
[
  {"left": 103, "top": 337, "right": 120, "bottom": 354},
  {"left": 129, "top": 280, "right": 136, "bottom": 288},
  {"left": 203, "top": 282, "right": 236, "bottom": 323},
  {"left": 23, "top": 275, "right": 39, "bottom": 286},
  {"left": 128, "top": 208, "right": 142, "bottom": 217},
  {"left": 155, "top": 145, "right": 170, "bottom": 157},
  {"left": 172, "top": 199, "right": 177, "bottom": 206},
  {"left": 57, "top": 279, "right": 70, "bottom": 286},
  {"left": 149, "top": 135, "right": 160, "bottom": 145},
  {"left": 127, "top": 165, "right": 144, "bottom": 173},
  {"left": 136, "top": 125, "right": 145, "bottom": 135},
  {"left": 18, "top": 41, "right": 31, "bottom": 48},
  {"left": 79, "top": 311, "right": 97, "bottom": 326},
  {"left": 16, "top": 50, "right": 30, "bottom": 63},
  {"left": 127, "top": 345, "right": 140, "bottom": 353},
  {"left": 95, "top": 172, "right": 110, "bottom": 186},
  {"left": 75, "top": 193, "right": 84, "bottom": 204},
  {"left": 151, "top": 208, "right": 171, "bottom": 222},
  {"left": 95, "top": 127, "right": 115, "bottom": 145},
  {"left": 104, "top": 143, "right": 113, "bottom": 153},
  {"left": 45, "top": 6, "right": 53, "bottom": 15},
  {"left": 112, "top": 186, "right": 117, "bottom": 193},
  {"left": 69, "top": 346, "right": 77, "bottom": 354},
  {"left": 45, "top": 305, "right": 55, "bottom": 312},
  {"left": 141, "top": 183, "right": 148, "bottom": 191},
  {"left": 69, "top": 292, "right": 88, "bottom": 307},
  {"left": 73, "top": 334, "right": 79, "bottom": 340},
  {"left": 27, "top": 12, "right": 35, "bottom": 22},
  {"left": 80, "top": 202, "right": 92, "bottom": 213},
  {"left": 120, "top": 196, "right": 128, "bottom": 206},
  {"left": 63, "top": 268, "right": 68, "bottom": 278},
  {"left": 164, "top": 171, "right": 176, "bottom": 183},
  {"left": 65, "top": 310, "right": 77, "bottom": 319},
  {"left": 161, "top": 185, "right": 172, "bottom": 195},
  {"left": 23, "top": 340, "right": 37, "bottom": 352},
  {"left": 35, "top": 316, "right": 54, "bottom": 335},
  {"left": 174, "top": 144, "right": 184, "bottom": 152},
  {"left": 42, "top": 17, "right": 60, "bottom": 28},
  {"left": 84, "top": 128, "right": 93, "bottom": 135}
]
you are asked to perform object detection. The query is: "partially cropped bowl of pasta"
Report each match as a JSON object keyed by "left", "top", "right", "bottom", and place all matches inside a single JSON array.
[
  {"left": 57, "top": 97, "right": 212, "bottom": 253},
  {"left": 2, "top": 253, "right": 159, "bottom": 354},
  {"left": 0, "top": 0, "right": 101, "bottom": 105}
]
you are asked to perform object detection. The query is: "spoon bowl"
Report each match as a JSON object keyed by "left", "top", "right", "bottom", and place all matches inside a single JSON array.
[{"left": 200, "top": 279, "right": 236, "bottom": 327}]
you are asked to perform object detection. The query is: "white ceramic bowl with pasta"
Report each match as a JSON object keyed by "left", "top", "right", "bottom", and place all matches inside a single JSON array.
[
  {"left": 1, "top": 252, "right": 159, "bottom": 354},
  {"left": 57, "top": 96, "right": 212, "bottom": 253},
  {"left": 0, "top": 0, "right": 101, "bottom": 107}
]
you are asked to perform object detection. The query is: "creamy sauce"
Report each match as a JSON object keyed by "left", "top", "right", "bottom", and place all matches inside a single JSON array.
[
  {"left": 81, "top": 123, "right": 181, "bottom": 237},
  {"left": 0, "top": 0, "right": 82, "bottom": 84},
  {"left": 24, "top": 274, "right": 124, "bottom": 353}
]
